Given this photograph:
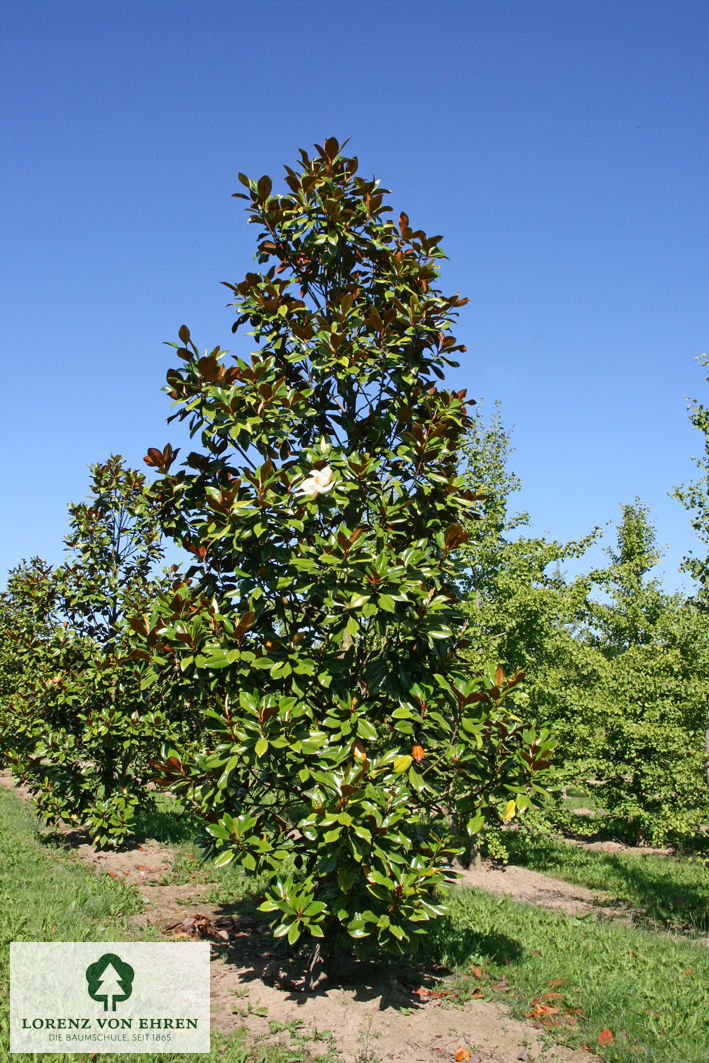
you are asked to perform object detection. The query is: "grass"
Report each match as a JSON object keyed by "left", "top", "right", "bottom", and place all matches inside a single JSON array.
[
  {"left": 0, "top": 784, "right": 143, "bottom": 946},
  {"left": 562, "top": 783, "right": 602, "bottom": 812},
  {"left": 135, "top": 792, "right": 268, "bottom": 906},
  {"left": 134, "top": 791, "right": 204, "bottom": 846},
  {"left": 503, "top": 829, "right": 709, "bottom": 935},
  {"left": 0, "top": 786, "right": 325, "bottom": 1063},
  {"left": 427, "top": 886, "right": 709, "bottom": 1063}
]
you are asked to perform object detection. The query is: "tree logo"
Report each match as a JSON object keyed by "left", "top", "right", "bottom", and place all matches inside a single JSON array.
[{"left": 85, "top": 953, "right": 135, "bottom": 1011}]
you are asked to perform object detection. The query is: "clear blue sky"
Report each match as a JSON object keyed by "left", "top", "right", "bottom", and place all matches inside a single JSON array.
[{"left": 1, "top": 0, "right": 706, "bottom": 591}]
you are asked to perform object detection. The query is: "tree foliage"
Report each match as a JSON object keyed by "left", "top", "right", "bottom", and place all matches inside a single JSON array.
[
  {"left": 0, "top": 558, "right": 57, "bottom": 734},
  {"left": 459, "top": 405, "right": 709, "bottom": 848},
  {"left": 134, "top": 139, "right": 553, "bottom": 970},
  {"left": 673, "top": 353, "right": 709, "bottom": 611},
  {"left": 0, "top": 457, "right": 189, "bottom": 846}
]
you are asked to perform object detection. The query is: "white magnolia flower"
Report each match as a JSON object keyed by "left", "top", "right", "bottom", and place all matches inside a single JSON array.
[{"left": 293, "top": 465, "right": 334, "bottom": 499}]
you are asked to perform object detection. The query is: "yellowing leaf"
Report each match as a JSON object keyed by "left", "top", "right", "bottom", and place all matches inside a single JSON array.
[
  {"left": 503, "top": 799, "right": 517, "bottom": 821},
  {"left": 393, "top": 754, "right": 412, "bottom": 773}
]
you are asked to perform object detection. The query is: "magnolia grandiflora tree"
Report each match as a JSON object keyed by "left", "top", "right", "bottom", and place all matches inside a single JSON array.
[
  {"left": 673, "top": 354, "right": 709, "bottom": 613},
  {"left": 136, "top": 139, "right": 554, "bottom": 978},
  {"left": 3, "top": 457, "right": 189, "bottom": 846},
  {"left": 0, "top": 557, "right": 57, "bottom": 743}
]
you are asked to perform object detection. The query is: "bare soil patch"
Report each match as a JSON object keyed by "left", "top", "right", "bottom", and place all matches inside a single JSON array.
[
  {"left": 452, "top": 862, "right": 630, "bottom": 921},
  {"left": 208, "top": 955, "right": 594, "bottom": 1063},
  {"left": 564, "top": 837, "right": 672, "bottom": 857}
]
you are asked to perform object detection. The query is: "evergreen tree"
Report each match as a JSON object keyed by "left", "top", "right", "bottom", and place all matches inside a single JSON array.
[
  {"left": 673, "top": 353, "right": 709, "bottom": 610},
  {"left": 134, "top": 140, "right": 553, "bottom": 976},
  {"left": 1, "top": 458, "right": 190, "bottom": 846}
]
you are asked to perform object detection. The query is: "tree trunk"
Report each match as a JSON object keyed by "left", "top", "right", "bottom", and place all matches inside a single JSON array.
[
  {"left": 303, "top": 921, "right": 338, "bottom": 991},
  {"left": 303, "top": 940, "right": 326, "bottom": 992}
]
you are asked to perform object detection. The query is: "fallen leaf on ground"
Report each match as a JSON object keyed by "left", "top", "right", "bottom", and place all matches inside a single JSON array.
[
  {"left": 523, "top": 999, "right": 562, "bottom": 1025},
  {"left": 455, "top": 1050, "right": 471, "bottom": 1062},
  {"left": 598, "top": 1028, "right": 615, "bottom": 1045}
]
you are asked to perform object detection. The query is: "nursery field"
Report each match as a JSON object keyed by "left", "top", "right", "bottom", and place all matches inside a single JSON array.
[
  {"left": 2, "top": 775, "right": 708, "bottom": 1063},
  {"left": 2, "top": 140, "right": 708, "bottom": 1063}
]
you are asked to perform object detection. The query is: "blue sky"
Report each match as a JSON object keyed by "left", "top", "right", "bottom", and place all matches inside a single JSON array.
[{"left": 1, "top": 0, "right": 706, "bottom": 591}]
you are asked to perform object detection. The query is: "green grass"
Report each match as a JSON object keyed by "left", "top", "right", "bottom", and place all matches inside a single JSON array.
[
  {"left": 0, "top": 784, "right": 143, "bottom": 945},
  {"left": 0, "top": 786, "right": 324, "bottom": 1063},
  {"left": 503, "top": 829, "right": 709, "bottom": 935},
  {"left": 427, "top": 886, "right": 709, "bottom": 1063},
  {"left": 134, "top": 791, "right": 203, "bottom": 846},
  {"left": 562, "top": 783, "right": 602, "bottom": 812}
]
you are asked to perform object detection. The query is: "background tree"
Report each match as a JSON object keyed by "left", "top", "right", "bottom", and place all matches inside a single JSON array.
[
  {"left": 136, "top": 139, "right": 553, "bottom": 978},
  {"left": 567, "top": 501, "right": 709, "bottom": 844},
  {"left": 0, "top": 558, "right": 58, "bottom": 757},
  {"left": 672, "top": 354, "right": 709, "bottom": 789},
  {"left": 2, "top": 457, "right": 189, "bottom": 846},
  {"left": 459, "top": 407, "right": 709, "bottom": 847}
]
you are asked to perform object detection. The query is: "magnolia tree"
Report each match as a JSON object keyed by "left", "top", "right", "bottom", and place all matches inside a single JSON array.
[
  {"left": 137, "top": 139, "right": 554, "bottom": 978},
  {"left": 673, "top": 354, "right": 709, "bottom": 613},
  {"left": 0, "top": 557, "right": 58, "bottom": 749},
  {"left": 3, "top": 457, "right": 189, "bottom": 846}
]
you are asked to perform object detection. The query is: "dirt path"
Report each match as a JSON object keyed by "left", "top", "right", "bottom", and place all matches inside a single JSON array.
[
  {"left": 3, "top": 770, "right": 599, "bottom": 1062},
  {"left": 452, "top": 863, "right": 629, "bottom": 921}
]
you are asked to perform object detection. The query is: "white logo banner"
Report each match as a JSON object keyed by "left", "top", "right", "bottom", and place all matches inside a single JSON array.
[{"left": 10, "top": 942, "right": 210, "bottom": 1053}]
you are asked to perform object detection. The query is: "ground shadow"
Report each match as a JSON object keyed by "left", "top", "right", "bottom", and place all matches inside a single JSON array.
[
  {"left": 424, "top": 915, "right": 524, "bottom": 969},
  {"left": 164, "top": 900, "right": 477, "bottom": 1009}
]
